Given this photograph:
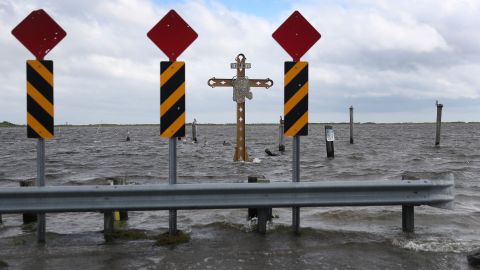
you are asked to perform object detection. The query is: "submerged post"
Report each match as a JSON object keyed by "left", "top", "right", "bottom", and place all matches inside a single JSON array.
[
  {"left": 435, "top": 102, "right": 443, "bottom": 146},
  {"left": 37, "top": 139, "right": 46, "bottom": 243},
  {"left": 325, "top": 125, "right": 335, "bottom": 158},
  {"left": 279, "top": 116, "right": 285, "bottom": 152},
  {"left": 192, "top": 118, "right": 198, "bottom": 143},
  {"left": 349, "top": 106, "right": 354, "bottom": 144}
]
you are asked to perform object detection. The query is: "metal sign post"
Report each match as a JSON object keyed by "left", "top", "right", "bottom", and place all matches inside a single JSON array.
[
  {"left": 208, "top": 54, "right": 273, "bottom": 161},
  {"left": 147, "top": 9, "right": 198, "bottom": 235},
  {"left": 273, "top": 10, "right": 321, "bottom": 234},
  {"left": 12, "top": 9, "right": 67, "bottom": 244}
]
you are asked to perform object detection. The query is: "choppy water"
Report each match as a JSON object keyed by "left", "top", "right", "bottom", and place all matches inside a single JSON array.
[{"left": 0, "top": 123, "right": 479, "bottom": 269}]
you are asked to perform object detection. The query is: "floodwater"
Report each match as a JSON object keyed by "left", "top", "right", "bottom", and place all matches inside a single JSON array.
[{"left": 0, "top": 123, "right": 479, "bottom": 269}]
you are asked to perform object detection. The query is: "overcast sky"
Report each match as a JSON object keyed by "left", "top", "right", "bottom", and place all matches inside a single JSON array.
[{"left": 1, "top": 0, "right": 479, "bottom": 124}]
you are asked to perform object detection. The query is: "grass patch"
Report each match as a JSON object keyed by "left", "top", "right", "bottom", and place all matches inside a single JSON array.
[{"left": 153, "top": 230, "right": 190, "bottom": 246}]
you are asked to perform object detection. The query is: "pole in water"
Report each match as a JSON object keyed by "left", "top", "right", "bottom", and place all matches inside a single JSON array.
[
  {"left": 37, "top": 138, "right": 46, "bottom": 243},
  {"left": 279, "top": 116, "right": 285, "bottom": 152},
  {"left": 292, "top": 136, "right": 300, "bottom": 234},
  {"left": 435, "top": 101, "right": 443, "bottom": 146},
  {"left": 192, "top": 118, "right": 198, "bottom": 143},
  {"left": 169, "top": 138, "right": 177, "bottom": 234},
  {"left": 325, "top": 125, "right": 335, "bottom": 158},
  {"left": 349, "top": 106, "right": 354, "bottom": 144},
  {"left": 126, "top": 130, "right": 130, "bottom": 142}
]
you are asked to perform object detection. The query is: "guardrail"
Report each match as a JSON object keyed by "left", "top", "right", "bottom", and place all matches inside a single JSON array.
[{"left": 0, "top": 178, "right": 454, "bottom": 242}]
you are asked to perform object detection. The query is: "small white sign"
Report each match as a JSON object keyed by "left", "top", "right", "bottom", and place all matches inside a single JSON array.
[
  {"left": 326, "top": 129, "right": 335, "bottom": 142},
  {"left": 231, "top": 63, "right": 251, "bottom": 69}
]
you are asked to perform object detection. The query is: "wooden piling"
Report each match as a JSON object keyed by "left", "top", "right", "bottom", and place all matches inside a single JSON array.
[
  {"left": 349, "top": 106, "right": 354, "bottom": 144},
  {"left": 325, "top": 125, "right": 335, "bottom": 158},
  {"left": 20, "top": 180, "right": 37, "bottom": 223},
  {"left": 278, "top": 116, "right": 285, "bottom": 152},
  {"left": 435, "top": 103, "right": 443, "bottom": 146},
  {"left": 192, "top": 118, "right": 198, "bottom": 143}
]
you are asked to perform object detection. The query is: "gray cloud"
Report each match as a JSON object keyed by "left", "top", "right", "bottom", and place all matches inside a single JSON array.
[{"left": 1, "top": 0, "right": 479, "bottom": 125}]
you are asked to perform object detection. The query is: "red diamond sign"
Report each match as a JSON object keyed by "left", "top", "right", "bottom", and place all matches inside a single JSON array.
[
  {"left": 11, "top": 9, "right": 67, "bottom": 60},
  {"left": 272, "top": 11, "right": 321, "bottom": 61},
  {"left": 147, "top": 10, "right": 198, "bottom": 61}
]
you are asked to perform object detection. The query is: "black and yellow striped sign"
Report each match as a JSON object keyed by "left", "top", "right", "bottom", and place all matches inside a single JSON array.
[
  {"left": 284, "top": 61, "right": 308, "bottom": 136},
  {"left": 160, "top": 61, "right": 185, "bottom": 138},
  {"left": 26, "top": 60, "right": 54, "bottom": 139}
]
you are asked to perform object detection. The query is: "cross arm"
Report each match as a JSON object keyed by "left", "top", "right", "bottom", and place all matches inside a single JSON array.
[
  {"left": 208, "top": 78, "right": 234, "bottom": 88},
  {"left": 249, "top": 78, "right": 274, "bottom": 89}
]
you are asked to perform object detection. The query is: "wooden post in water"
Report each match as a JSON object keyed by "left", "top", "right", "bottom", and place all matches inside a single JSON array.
[
  {"left": 20, "top": 180, "right": 37, "bottom": 223},
  {"left": 349, "top": 106, "right": 354, "bottom": 144},
  {"left": 435, "top": 102, "right": 443, "bottom": 146},
  {"left": 279, "top": 116, "right": 285, "bottom": 152},
  {"left": 192, "top": 118, "right": 198, "bottom": 143},
  {"left": 325, "top": 125, "right": 335, "bottom": 158}
]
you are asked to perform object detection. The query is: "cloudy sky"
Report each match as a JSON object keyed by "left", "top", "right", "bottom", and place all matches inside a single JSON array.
[{"left": 1, "top": 0, "right": 479, "bottom": 124}]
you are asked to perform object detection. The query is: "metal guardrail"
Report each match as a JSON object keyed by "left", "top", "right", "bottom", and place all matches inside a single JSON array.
[{"left": 0, "top": 179, "right": 454, "bottom": 213}]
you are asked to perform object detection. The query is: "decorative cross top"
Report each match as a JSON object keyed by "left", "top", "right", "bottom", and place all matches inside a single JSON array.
[
  {"left": 208, "top": 54, "right": 273, "bottom": 103},
  {"left": 208, "top": 54, "right": 273, "bottom": 161}
]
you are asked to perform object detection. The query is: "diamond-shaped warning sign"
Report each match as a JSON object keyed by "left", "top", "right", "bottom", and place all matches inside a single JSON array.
[
  {"left": 272, "top": 11, "right": 321, "bottom": 61},
  {"left": 12, "top": 9, "right": 67, "bottom": 60},
  {"left": 147, "top": 10, "right": 198, "bottom": 61}
]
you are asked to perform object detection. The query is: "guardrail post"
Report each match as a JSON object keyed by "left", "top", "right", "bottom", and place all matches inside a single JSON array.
[
  {"left": 20, "top": 180, "right": 37, "bottom": 223},
  {"left": 104, "top": 211, "right": 114, "bottom": 242},
  {"left": 247, "top": 175, "right": 272, "bottom": 234},
  {"left": 113, "top": 179, "right": 128, "bottom": 221},
  {"left": 257, "top": 208, "right": 268, "bottom": 234},
  {"left": 402, "top": 205, "right": 414, "bottom": 233}
]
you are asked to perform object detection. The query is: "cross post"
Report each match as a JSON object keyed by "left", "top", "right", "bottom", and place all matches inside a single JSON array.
[{"left": 208, "top": 54, "right": 273, "bottom": 161}]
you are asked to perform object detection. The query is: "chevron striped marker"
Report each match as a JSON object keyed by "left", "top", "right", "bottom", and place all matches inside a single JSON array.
[
  {"left": 26, "top": 60, "right": 54, "bottom": 139},
  {"left": 284, "top": 61, "right": 308, "bottom": 137},
  {"left": 160, "top": 61, "right": 185, "bottom": 138}
]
